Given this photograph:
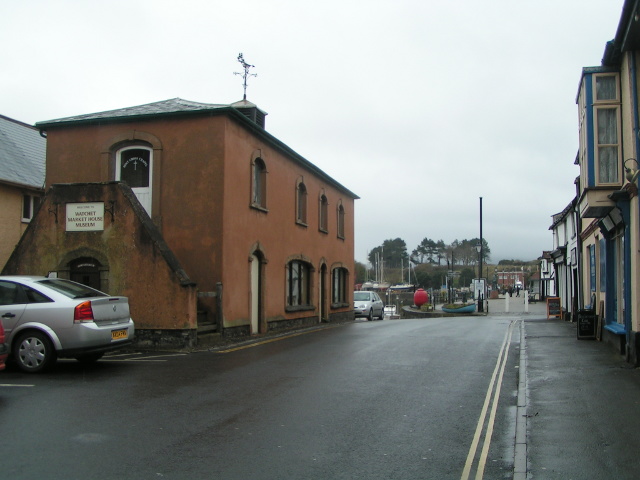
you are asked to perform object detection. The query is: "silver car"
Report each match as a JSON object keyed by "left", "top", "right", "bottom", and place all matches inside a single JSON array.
[
  {"left": 353, "top": 290, "right": 384, "bottom": 321},
  {"left": 0, "top": 276, "right": 134, "bottom": 373}
]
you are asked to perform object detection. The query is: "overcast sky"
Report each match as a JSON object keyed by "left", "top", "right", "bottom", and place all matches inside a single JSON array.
[{"left": 0, "top": 0, "right": 626, "bottom": 265}]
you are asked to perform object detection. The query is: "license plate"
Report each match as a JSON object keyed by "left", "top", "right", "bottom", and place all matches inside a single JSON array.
[{"left": 111, "top": 329, "right": 128, "bottom": 340}]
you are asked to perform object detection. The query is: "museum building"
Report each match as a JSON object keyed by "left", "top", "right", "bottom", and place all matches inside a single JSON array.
[{"left": 2, "top": 98, "right": 358, "bottom": 347}]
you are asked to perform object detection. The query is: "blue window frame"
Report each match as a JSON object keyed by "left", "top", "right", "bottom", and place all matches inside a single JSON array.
[
  {"left": 599, "top": 238, "right": 606, "bottom": 292},
  {"left": 589, "top": 244, "right": 596, "bottom": 293}
]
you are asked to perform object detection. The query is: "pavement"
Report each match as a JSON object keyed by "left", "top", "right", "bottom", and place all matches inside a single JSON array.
[
  {"left": 490, "top": 294, "right": 640, "bottom": 479},
  {"left": 486, "top": 293, "right": 548, "bottom": 316}
]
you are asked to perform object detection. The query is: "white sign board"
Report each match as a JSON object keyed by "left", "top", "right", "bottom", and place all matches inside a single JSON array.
[
  {"left": 473, "top": 278, "right": 487, "bottom": 299},
  {"left": 66, "top": 202, "right": 104, "bottom": 232}
]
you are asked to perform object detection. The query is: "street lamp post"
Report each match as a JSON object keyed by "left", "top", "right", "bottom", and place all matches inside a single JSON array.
[
  {"left": 477, "top": 197, "right": 484, "bottom": 312},
  {"left": 476, "top": 242, "right": 483, "bottom": 312}
]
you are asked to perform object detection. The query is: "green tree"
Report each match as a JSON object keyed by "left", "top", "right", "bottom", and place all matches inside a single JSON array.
[
  {"left": 433, "top": 240, "right": 447, "bottom": 265},
  {"left": 440, "top": 238, "right": 491, "bottom": 267},
  {"left": 469, "top": 237, "right": 491, "bottom": 265},
  {"left": 413, "top": 263, "right": 446, "bottom": 289},
  {"left": 368, "top": 238, "right": 408, "bottom": 269},
  {"left": 459, "top": 267, "right": 475, "bottom": 287},
  {"left": 354, "top": 261, "right": 367, "bottom": 284},
  {"left": 412, "top": 267, "right": 432, "bottom": 289},
  {"left": 411, "top": 238, "right": 446, "bottom": 265}
]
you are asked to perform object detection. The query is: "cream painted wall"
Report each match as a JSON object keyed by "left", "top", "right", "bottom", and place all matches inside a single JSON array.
[
  {"left": 0, "top": 184, "right": 29, "bottom": 270},
  {"left": 620, "top": 51, "right": 640, "bottom": 334}
]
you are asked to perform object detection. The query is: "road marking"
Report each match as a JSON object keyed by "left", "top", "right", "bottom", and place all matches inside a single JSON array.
[
  {"left": 0, "top": 384, "right": 35, "bottom": 387},
  {"left": 461, "top": 319, "right": 517, "bottom": 480},
  {"left": 102, "top": 358, "right": 168, "bottom": 362},
  {"left": 216, "top": 327, "right": 333, "bottom": 353},
  {"left": 514, "top": 320, "right": 529, "bottom": 480},
  {"left": 103, "top": 353, "right": 187, "bottom": 362}
]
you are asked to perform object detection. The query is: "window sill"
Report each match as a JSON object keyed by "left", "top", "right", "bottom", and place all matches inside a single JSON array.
[
  {"left": 604, "top": 323, "right": 626, "bottom": 335},
  {"left": 250, "top": 204, "right": 268, "bottom": 213},
  {"left": 296, "top": 220, "right": 308, "bottom": 228},
  {"left": 285, "top": 305, "right": 315, "bottom": 313},
  {"left": 331, "top": 302, "right": 349, "bottom": 309},
  {"left": 318, "top": 228, "right": 328, "bottom": 234}
]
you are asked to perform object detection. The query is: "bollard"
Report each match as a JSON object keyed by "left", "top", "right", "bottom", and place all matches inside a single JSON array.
[
  {"left": 524, "top": 289, "right": 529, "bottom": 313},
  {"left": 505, "top": 292, "right": 510, "bottom": 313}
]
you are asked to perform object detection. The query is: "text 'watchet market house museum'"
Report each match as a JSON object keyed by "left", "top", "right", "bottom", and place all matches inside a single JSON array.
[{"left": 3, "top": 98, "right": 359, "bottom": 347}]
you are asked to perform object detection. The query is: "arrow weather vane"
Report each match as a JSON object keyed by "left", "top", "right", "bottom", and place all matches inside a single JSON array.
[{"left": 234, "top": 53, "right": 257, "bottom": 100}]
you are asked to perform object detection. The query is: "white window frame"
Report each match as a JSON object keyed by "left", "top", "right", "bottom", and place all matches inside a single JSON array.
[
  {"left": 594, "top": 105, "right": 621, "bottom": 185},
  {"left": 116, "top": 146, "right": 153, "bottom": 215},
  {"left": 593, "top": 73, "right": 619, "bottom": 103},
  {"left": 592, "top": 73, "right": 621, "bottom": 186},
  {"left": 21, "top": 194, "right": 36, "bottom": 223}
]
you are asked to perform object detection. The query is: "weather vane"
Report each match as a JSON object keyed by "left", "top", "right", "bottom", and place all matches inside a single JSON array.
[{"left": 234, "top": 53, "right": 257, "bottom": 100}]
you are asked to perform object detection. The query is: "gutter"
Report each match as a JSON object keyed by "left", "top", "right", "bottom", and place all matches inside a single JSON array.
[{"left": 629, "top": 51, "right": 640, "bottom": 349}]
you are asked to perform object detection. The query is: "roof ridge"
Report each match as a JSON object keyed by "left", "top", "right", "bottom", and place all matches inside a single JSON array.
[{"left": 0, "top": 114, "right": 38, "bottom": 130}]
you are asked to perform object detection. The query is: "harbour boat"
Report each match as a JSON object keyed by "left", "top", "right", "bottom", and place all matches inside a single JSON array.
[{"left": 442, "top": 303, "right": 476, "bottom": 314}]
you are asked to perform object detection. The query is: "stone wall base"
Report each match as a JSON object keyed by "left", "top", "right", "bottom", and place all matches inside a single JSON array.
[
  {"left": 222, "top": 311, "right": 354, "bottom": 338},
  {"left": 628, "top": 330, "right": 640, "bottom": 366},
  {"left": 133, "top": 311, "right": 354, "bottom": 349},
  {"left": 134, "top": 328, "right": 197, "bottom": 350}
]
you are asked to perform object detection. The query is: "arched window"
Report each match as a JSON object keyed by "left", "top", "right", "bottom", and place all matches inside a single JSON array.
[
  {"left": 332, "top": 267, "right": 348, "bottom": 304},
  {"left": 252, "top": 157, "right": 267, "bottom": 209},
  {"left": 116, "top": 146, "right": 153, "bottom": 215},
  {"left": 337, "top": 201, "right": 345, "bottom": 239},
  {"left": 296, "top": 181, "right": 307, "bottom": 225},
  {"left": 319, "top": 194, "right": 328, "bottom": 232},
  {"left": 286, "top": 260, "right": 312, "bottom": 307}
]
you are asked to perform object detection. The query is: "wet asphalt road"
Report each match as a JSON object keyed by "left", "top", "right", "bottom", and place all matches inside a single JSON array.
[
  {"left": 1, "top": 316, "right": 521, "bottom": 480},
  {"left": 6, "top": 300, "right": 640, "bottom": 480}
]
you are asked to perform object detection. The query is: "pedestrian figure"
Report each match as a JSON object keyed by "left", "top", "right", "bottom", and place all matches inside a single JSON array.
[
  {"left": 516, "top": 286, "right": 520, "bottom": 297},
  {"left": 508, "top": 287, "right": 513, "bottom": 297}
]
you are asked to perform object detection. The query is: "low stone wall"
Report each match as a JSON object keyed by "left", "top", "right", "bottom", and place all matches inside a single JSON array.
[
  {"left": 401, "top": 306, "right": 484, "bottom": 318},
  {"left": 267, "top": 311, "right": 354, "bottom": 333},
  {"left": 135, "top": 328, "right": 198, "bottom": 350},
  {"left": 400, "top": 307, "right": 449, "bottom": 318},
  {"left": 219, "top": 311, "right": 355, "bottom": 340}
]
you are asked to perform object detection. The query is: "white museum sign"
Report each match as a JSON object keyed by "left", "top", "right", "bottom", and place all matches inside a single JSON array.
[{"left": 66, "top": 202, "right": 105, "bottom": 232}]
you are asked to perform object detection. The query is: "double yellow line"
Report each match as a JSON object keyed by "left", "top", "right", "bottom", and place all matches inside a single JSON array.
[
  {"left": 216, "top": 326, "right": 334, "bottom": 353},
  {"left": 461, "top": 320, "right": 519, "bottom": 480}
]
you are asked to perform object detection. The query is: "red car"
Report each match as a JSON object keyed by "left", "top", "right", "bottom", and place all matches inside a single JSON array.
[{"left": 0, "top": 318, "right": 8, "bottom": 371}]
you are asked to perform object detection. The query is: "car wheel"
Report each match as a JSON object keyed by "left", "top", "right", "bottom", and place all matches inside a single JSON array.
[
  {"left": 14, "top": 331, "right": 57, "bottom": 373},
  {"left": 378, "top": 307, "right": 385, "bottom": 320},
  {"left": 75, "top": 353, "right": 104, "bottom": 364}
]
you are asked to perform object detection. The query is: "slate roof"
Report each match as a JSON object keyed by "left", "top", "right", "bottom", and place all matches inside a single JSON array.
[
  {"left": 0, "top": 115, "right": 46, "bottom": 189},
  {"left": 36, "top": 98, "right": 230, "bottom": 126}
]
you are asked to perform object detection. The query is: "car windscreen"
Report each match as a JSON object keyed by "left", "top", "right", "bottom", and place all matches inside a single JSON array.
[
  {"left": 353, "top": 292, "right": 371, "bottom": 301},
  {"left": 36, "top": 279, "right": 108, "bottom": 299}
]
